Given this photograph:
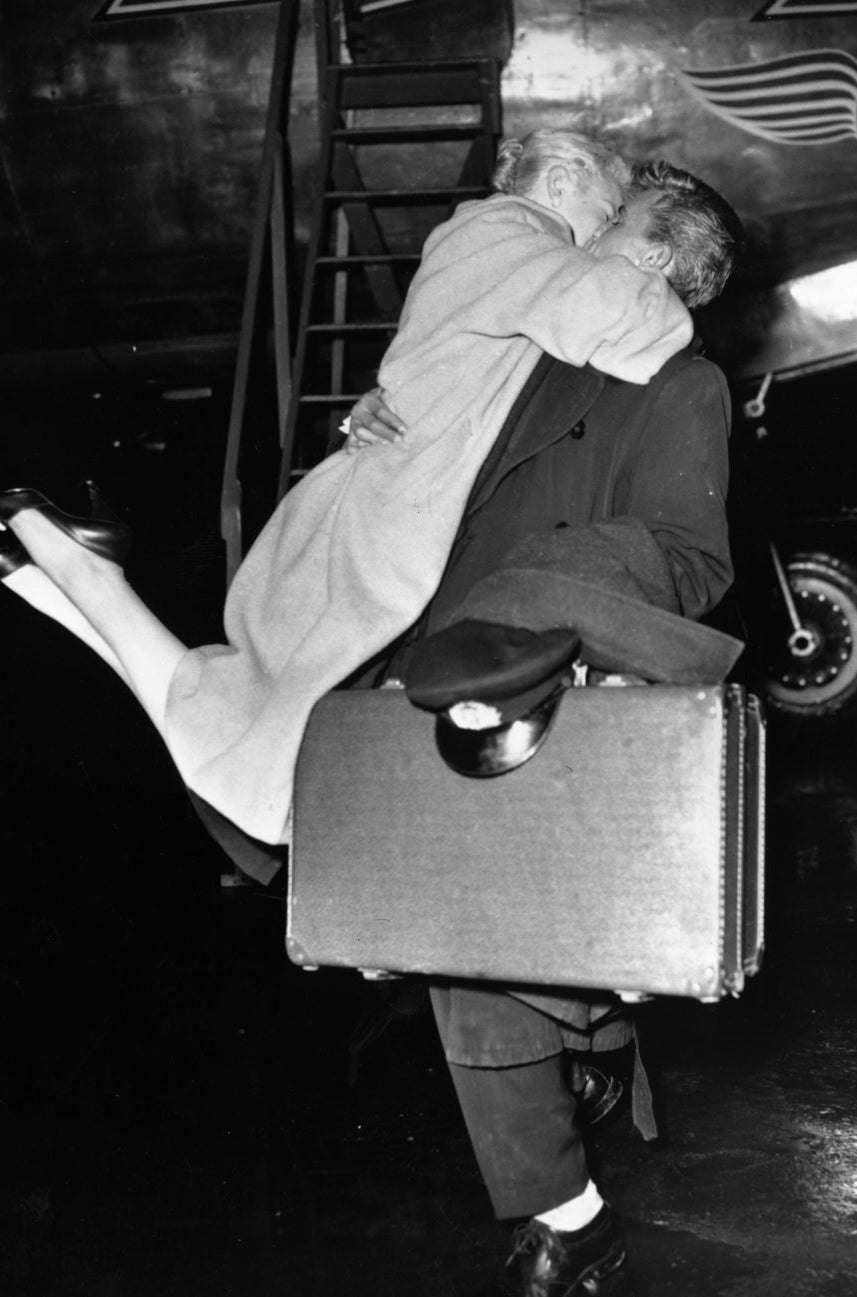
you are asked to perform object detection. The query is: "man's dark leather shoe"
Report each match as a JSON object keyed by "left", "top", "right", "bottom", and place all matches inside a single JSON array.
[
  {"left": 505, "top": 1206, "right": 627, "bottom": 1296},
  {"left": 570, "top": 1063, "right": 625, "bottom": 1127}
]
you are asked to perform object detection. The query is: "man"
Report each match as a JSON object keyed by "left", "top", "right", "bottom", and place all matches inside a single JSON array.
[{"left": 346, "top": 159, "right": 745, "bottom": 1296}]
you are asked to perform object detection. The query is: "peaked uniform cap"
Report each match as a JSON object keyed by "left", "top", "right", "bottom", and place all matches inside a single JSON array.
[{"left": 406, "top": 620, "right": 581, "bottom": 718}]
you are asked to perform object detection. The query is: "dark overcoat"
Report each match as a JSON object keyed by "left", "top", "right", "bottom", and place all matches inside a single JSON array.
[
  {"left": 423, "top": 343, "right": 733, "bottom": 638},
  {"left": 416, "top": 343, "right": 741, "bottom": 1080}
]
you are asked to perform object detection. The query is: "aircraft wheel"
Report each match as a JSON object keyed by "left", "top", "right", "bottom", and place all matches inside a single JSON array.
[{"left": 762, "top": 551, "right": 857, "bottom": 724}]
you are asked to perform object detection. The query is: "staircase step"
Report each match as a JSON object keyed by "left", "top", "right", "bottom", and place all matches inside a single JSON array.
[
  {"left": 331, "top": 124, "right": 485, "bottom": 144},
  {"left": 325, "top": 186, "right": 485, "bottom": 203},
  {"left": 333, "top": 58, "right": 494, "bottom": 76},
  {"left": 297, "top": 394, "right": 364, "bottom": 405},
  {"left": 314, "top": 253, "right": 420, "bottom": 267},
  {"left": 332, "top": 61, "right": 497, "bottom": 111},
  {"left": 306, "top": 321, "right": 399, "bottom": 335}
]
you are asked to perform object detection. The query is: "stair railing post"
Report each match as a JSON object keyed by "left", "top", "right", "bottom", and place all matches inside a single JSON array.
[{"left": 220, "top": 0, "right": 300, "bottom": 585}]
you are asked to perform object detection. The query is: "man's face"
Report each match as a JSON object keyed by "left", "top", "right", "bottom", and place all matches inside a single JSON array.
[{"left": 586, "top": 187, "right": 662, "bottom": 263}]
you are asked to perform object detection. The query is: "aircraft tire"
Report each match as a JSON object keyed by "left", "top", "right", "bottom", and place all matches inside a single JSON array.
[{"left": 762, "top": 550, "right": 857, "bottom": 725}]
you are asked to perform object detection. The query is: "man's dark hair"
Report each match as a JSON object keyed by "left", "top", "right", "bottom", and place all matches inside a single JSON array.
[{"left": 632, "top": 160, "right": 745, "bottom": 309}]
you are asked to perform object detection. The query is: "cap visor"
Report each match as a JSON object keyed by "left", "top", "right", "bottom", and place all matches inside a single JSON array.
[{"left": 435, "top": 690, "right": 563, "bottom": 777}]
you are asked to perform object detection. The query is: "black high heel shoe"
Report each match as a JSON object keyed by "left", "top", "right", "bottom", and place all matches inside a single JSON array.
[
  {"left": 0, "top": 488, "right": 132, "bottom": 566},
  {"left": 0, "top": 527, "right": 29, "bottom": 578}
]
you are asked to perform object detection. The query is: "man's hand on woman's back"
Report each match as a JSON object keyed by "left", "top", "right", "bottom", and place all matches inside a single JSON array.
[{"left": 343, "top": 387, "right": 407, "bottom": 452}]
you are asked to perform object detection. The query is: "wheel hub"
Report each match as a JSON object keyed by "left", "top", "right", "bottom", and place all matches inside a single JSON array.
[
  {"left": 786, "top": 625, "right": 819, "bottom": 658},
  {"left": 770, "top": 589, "right": 853, "bottom": 691}
]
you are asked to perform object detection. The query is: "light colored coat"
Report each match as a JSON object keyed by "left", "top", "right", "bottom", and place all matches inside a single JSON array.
[{"left": 163, "top": 194, "right": 692, "bottom": 845}]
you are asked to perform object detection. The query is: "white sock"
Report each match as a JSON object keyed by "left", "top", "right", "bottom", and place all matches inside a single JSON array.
[{"left": 535, "top": 1179, "right": 603, "bottom": 1233}]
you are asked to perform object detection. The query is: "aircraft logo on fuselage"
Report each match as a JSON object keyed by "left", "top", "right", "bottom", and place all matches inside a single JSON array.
[{"left": 680, "top": 47, "right": 857, "bottom": 144}]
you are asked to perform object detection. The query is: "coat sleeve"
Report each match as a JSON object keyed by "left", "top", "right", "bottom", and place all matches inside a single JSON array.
[
  {"left": 411, "top": 199, "right": 693, "bottom": 385},
  {"left": 434, "top": 515, "right": 743, "bottom": 682},
  {"left": 617, "top": 358, "right": 733, "bottom": 620}
]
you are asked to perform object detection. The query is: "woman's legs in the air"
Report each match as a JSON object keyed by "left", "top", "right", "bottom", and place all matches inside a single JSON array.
[
  {"left": 3, "top": 565, "right": 132, "bottom": 683},
  {"left": 2, "top": 507, "right": 187, "bottom": 739}
]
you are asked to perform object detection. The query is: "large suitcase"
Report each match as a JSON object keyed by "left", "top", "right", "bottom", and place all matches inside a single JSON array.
[{"left": 286, "top": 684, "right": 765, "bottom": 1002}]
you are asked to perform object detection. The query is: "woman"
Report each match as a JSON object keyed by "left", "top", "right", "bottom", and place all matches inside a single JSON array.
[{"left": 0, "top": 129, "right": 692, "bottom": 846}]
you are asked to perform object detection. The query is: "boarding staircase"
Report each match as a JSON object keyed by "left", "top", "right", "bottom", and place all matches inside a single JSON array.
[{"left": 220, "top": 0, "right": 502, "bottom": 580}]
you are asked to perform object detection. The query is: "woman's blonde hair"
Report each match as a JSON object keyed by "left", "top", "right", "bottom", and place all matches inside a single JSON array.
[{"left": 492, "top": 128, "right": 632, "bottom": 199}]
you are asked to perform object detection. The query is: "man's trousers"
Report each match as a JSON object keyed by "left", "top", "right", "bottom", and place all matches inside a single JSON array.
[{"left": 430, "top": 983, "right": 632, "bottom": 1219}]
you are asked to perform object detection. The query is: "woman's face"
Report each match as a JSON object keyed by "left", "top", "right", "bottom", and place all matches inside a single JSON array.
[{"left": 558, "top": 172, "right": 625, "bottom": 246}]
